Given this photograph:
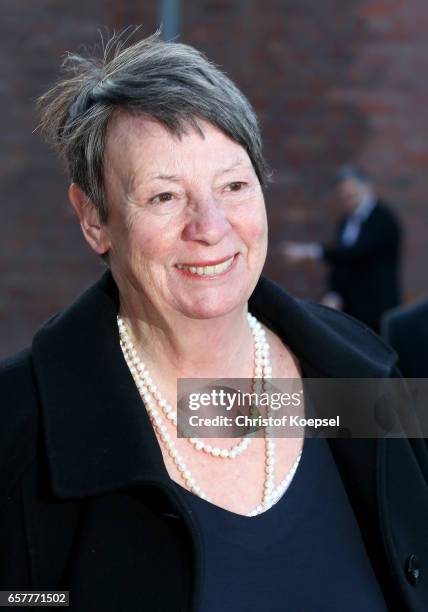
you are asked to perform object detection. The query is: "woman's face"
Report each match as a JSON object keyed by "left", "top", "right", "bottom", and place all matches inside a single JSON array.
[{"left": 100, "top": 114, "right": 268, "bottom": 322}]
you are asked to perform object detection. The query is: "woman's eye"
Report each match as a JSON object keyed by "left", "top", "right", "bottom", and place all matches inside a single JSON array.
[
  {"left": 225, "top": 181, "right": 246, "bottom": 192},
  {"left": 150, "top": 192, "right": 174, "bottom": 204}
]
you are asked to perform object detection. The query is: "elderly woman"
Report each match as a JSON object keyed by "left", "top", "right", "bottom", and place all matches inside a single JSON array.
[{"left": 1, "top": 32, "right": 427, "bottom": 612}]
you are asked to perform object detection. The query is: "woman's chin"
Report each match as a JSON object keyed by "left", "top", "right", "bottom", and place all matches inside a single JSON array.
[{"left": 176, "top": 294, "right": 246, "bottom": 321}]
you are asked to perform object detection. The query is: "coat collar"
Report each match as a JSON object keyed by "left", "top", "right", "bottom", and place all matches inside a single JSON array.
[{"left": 32, "top": 270, "right": 397, "bottom": 499}]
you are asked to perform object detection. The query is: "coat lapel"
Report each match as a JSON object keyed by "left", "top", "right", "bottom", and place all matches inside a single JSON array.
[
  {"left": 248, "top": 275, "right": 397, "bottom": 378},
  {"left": 32, "top": 271, "right": 172, "bottom": 499}
]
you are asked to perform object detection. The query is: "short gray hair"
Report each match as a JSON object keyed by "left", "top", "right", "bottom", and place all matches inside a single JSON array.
[
  {"left": 38, "top": 29, "right": 271, "bottom": 224},
  {"left": 335, "top": 164, "right": 370, "bottom": 185}
]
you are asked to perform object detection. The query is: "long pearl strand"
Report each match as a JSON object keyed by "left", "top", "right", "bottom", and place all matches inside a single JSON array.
[
  {"left": 118, "top": 313, "right": 267, "bottom": 459},
  {"left": 118, "top": 313, "right": 302, "bottom": 516}
]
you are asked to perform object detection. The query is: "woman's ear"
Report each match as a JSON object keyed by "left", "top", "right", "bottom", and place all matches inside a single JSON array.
[{"left": 68, "top": 183, "right": 111, "bottom": 255}]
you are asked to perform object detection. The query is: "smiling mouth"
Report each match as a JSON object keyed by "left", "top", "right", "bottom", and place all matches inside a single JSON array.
[{"left": 175, "top": 255, "right": 236, "bottom": 277}]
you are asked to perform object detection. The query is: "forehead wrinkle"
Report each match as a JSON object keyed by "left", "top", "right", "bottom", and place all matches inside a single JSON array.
[{"left": 138, "top": 155, "right": 249, "bottom": 183}]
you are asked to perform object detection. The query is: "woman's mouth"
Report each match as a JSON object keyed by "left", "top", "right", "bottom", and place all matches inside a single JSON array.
[{"left": 175, "top": 254, "right": 237, "bottom": 278}]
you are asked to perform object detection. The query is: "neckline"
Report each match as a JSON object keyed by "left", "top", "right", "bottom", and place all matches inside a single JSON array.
[
  {"left": 171, "top": 436, "right": 308, "bottom": 520},
  {"left": 170, "top": 355, "right": 315, "bottom": 519}
]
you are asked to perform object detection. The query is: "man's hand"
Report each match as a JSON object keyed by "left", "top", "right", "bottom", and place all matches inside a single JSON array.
[
  {"left": 321, "top": 291, "right": 343, "bottom": 310},
  {"left": 281, "top": 241, "right": 322, "bottom": 262}
]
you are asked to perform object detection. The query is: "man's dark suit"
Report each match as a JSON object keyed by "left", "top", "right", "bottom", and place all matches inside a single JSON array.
[
  {"left": 323, "top": 200, "right": 401, "bottom": 332},
  {"left": 382, "top": 299, "right": 428, "bottom": 377}
]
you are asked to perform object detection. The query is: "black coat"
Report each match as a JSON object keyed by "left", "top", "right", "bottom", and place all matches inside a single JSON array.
[
  {"left": 382, "top": 299, "right": 428, "bottom": 378},
  {"left": 323, "top": 200, "right": 401, "bottom": 332},
  {"left": 1, "top": 271, "right": 427, "bottom": 611}
]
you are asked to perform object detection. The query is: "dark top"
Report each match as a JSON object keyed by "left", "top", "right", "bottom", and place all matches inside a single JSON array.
[
  {"left": 323, "top": 200, "right": 401, "bottom": 332},
  {"left": 173, "top": 438, "right": 388, "bottom": 612}
]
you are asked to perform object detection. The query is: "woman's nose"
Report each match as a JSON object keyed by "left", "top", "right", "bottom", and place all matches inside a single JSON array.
[{"left": 182, "top": 199, "right": 232, "bottom": 245}]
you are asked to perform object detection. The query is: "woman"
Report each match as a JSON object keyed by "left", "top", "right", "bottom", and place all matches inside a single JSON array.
[{"left": 1, "top": 32, "right": 427, "bottom": 611}]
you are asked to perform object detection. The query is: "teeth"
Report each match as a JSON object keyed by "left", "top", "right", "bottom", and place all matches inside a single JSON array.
[{"left": 177, "top": 256, "right": 234, "bottom": 276}]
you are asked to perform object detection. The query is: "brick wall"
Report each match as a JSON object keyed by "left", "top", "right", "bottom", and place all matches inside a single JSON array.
[{"left": 1, "top": 0, "right": 427, "bottom": 358}]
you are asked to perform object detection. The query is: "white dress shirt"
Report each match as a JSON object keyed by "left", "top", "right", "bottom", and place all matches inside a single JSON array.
[{"left": 340, "top": 196, "right": 377, "bottom": 247}]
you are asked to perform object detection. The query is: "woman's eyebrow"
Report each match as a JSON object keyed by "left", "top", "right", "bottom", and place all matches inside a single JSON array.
[
  {"left": 216, "top": 159, "right": 249, "bottom": 176},
  {"left": 125, "top": 172, "right": 180, "bottom": 197},
  {"left": 150, "top": 173, "right": 180, "bottom": 181}
]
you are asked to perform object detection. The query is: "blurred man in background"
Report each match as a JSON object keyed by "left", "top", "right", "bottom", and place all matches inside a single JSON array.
[
  {"left": 382, "top": 299, "right": 428, "bottom": 377},
  {"left": 282, "top": 166, "right": 402, "bottom": 333}
]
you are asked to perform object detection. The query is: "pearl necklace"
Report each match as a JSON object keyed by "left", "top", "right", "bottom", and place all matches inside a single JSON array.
[
  {"left": 118, "top": 313, "right": 268, "bottom": 458},
  {"left": 118, "top": 313, "right": 302, "bottom": 516}
]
